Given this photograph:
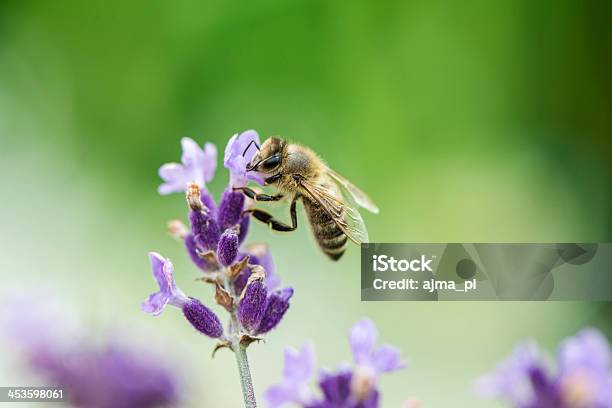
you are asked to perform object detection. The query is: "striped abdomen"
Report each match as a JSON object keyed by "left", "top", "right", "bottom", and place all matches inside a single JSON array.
[{"left": 303, "top": 197, "right": 348, "bottom": 261}]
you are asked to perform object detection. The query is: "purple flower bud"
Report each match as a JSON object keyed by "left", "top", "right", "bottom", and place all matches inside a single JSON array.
[
  {"left": 238, "top": 215, "right": 250, "bottom": 244},
  {"left": 200, "top": 189, "right": 216, "bottom": 215},
  {"left": 185, "top": 234, "right": 205, "bottom": 268},
  {"left": 246, "top": 243, "right": 280, "bottom": 291},
  {"left": 188, "top": 209, "right": 207, "bottom": 235},
  {"left": 188, "top": 211, "right": 220, "bottom": 251},
  {"left": 256, "top": 287, "right": 294, "bottom": 335},
  {"left": 217, "top": 189, "right": 245, "bottom": 231},
  {"left": 218, "top": 229, "right": 239, "bottom": 266},
  {"left": 194, "top": 229, "right": 220, "bottom": 254},
  {"left": 185, "top": 184, "right": 221, "bottom": 252},
  {"left": 184, "top": 234, "right": 216, "bottom": 272},
  {"left": 238, "top": 278, "right": 267, "bottom": 333},
  {"left": 182, "top": 298, "right": 223, "bottom": 338},
  {"left": 233, "top": 255, "right": 251, "bottom": 295}
]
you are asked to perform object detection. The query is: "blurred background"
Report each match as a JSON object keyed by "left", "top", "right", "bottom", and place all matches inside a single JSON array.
[{"left": 0, "top": 0, "right": 611, "bottom": 406}]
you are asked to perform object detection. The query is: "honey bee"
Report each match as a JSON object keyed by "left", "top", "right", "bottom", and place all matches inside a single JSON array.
[{"left": 235, "top": 137, "right": 379, "bottom": 260}]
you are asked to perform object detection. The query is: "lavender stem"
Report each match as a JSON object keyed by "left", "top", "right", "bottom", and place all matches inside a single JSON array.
[
  {"left": 228, "top": 278, "right": 257, "bottom": 408},
  {"left": 234, "top": 342, "right": 257, "bottom": 408}
]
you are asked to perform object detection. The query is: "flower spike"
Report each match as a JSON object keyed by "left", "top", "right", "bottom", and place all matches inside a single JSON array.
[{"left": 145, "top": 132, "right": 298, "bottom": 408}]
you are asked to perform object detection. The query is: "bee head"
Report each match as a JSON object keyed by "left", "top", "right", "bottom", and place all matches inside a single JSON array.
[{"left": 246, "top": 137, "right": 285, "bottom": 174}]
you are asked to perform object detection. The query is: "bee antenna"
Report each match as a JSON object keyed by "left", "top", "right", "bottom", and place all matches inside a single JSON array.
[{"left": 242, "top": 140, "right": 260, "bottom": 157}]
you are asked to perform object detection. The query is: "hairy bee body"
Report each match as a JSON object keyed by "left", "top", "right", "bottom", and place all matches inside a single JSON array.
[
  {"left": 303, "top": 194, "right": 348, "bottom": 260},
  {"left": 271, "top": 143, "right": 349, "bottom": 259},
  {"left": 243, "top": 137, "right": 378, "bottom": 261}
]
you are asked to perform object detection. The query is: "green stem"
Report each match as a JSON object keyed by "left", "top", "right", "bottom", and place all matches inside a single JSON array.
[
  {"left": 225, "top": 272, "right": 257, "bottom": 408},
  {"left": 234, "top": 342, "right": 257, "bottom": 408}
]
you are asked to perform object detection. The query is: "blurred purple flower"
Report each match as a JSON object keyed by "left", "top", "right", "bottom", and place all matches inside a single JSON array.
[
  {"left": 32, "top": 345, "right": 179, "bottom": 408},
  {"left": 158, "top": 137, "right": 217, "bottom": 194},
  {"left": 264, "top": 344, "right": 317, "bottom": 408},
  {"left": 315, "top": 367, "right": 380, "bottom": 408},
  {"left": 350, "top": 318, "right": 406, "bottom": 375},
  {"left": 3, "top": 293, "right": 180, "bottom": 408},
  {"left": 224, "top": 130, "right": 265, "bottom": 187},
  {"left": 264, "top": 319, "right": 406, "bottom": 408},
  {"left": 476, "top": 328, "right": 612, "bottom": 408},
  {"left": 557, "top": 329, "right": 612, "bottom": 406},
  {"left": 475, "top": 341, "right": 541, "bottom": 406}
]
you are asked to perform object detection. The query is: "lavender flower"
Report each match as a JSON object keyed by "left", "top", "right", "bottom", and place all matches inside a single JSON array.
[
  {"left": 147, "top": 132, "right": 296, "bottom": 407},
  {"left": 476, "top": 328, "right": 612, "bottom": 408},
  {"left": 141, "top": 252, "right": 189, "bottom": 314},
  {"left": 224, "top": 130, "right": 266, "bottom": 187},
  {"left": 264, "top": 318, "right": 406, "bottom": 408},
  {"left": 153, "top": 134, "right": 293, "bottom": 333},
  {"left": 158, "top": 137, "right": 217, "bottom": 194},
  {"left": 142, "top": 252, "right": 223, "bottom": 338}
]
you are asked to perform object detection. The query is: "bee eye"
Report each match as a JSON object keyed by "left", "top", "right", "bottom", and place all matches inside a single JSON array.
[{"left": 261, "top": 154, "right": 281, "bottom": 171}]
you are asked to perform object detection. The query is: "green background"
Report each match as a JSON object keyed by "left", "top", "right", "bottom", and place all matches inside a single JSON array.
[{"left": 0, "top": 0, "right": 610, "bottom": 406}]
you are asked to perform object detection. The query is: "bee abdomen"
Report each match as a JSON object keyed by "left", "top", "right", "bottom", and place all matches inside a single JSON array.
[
  {"left": 320, "top": 233, "right": 348, "bottom": 261},
  {"left": 308, "top": 211, "right": 348, "bottom": 261}
]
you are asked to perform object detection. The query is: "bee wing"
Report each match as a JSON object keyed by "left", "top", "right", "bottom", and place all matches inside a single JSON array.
[
  {"left": 327, "top": 168, "right": 379, "bottom": 214},
  {"left": 300, "top": 178, "right": 370, "bottom": 245}
]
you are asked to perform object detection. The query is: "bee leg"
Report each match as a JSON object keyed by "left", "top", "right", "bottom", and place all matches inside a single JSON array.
[
  {"left": 244, "top": 196, "right": 298, "bottom": 232},
  {"left": 233, "top": 187, "right": 283, "bottom": 202},
  {"left": 264, "top": 174, "right": 282, "bottom": 184}
]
